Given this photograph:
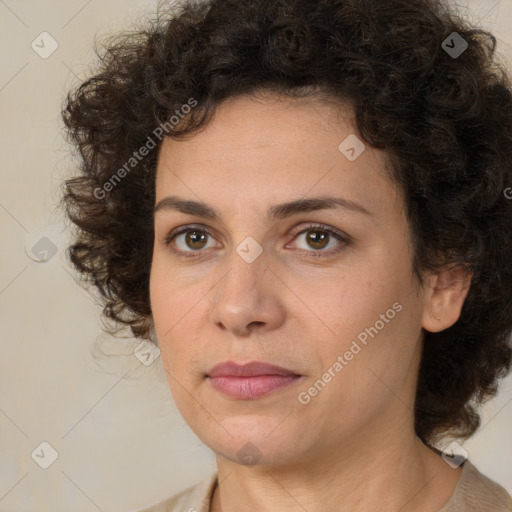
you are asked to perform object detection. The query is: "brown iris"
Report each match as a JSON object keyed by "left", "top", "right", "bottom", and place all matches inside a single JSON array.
[
  {"left": 305, "top": 229, "right": 329, "bottom": 250},
  {"left": 185, "top": 230, "right": 208, "bottom": 250}
]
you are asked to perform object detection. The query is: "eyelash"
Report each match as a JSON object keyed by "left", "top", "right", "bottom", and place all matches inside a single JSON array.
[{"left": 163, "top": 223, "right": 351, "bottom": 260}]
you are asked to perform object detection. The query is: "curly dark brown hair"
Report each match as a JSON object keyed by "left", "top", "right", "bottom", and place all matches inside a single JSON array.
[{"left": 61, "top": 0, "right": 512, "bottom": 446}]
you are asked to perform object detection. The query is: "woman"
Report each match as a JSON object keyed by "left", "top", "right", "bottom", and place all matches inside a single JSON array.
[{"left": 61, "top": 0, "right": 512, "bottom": 510}]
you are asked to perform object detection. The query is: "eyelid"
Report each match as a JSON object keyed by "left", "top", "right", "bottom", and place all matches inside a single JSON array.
[
  {"left": 289, "top": 223, "right": 349, "bottom": 243},
  {"left": 164, "top": 223, "right": 218, "bottom": 238}
]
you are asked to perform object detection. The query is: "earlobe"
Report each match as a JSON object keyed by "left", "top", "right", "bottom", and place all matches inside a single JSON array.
[{"left": 421, "top": 266, "right": 473, "bottom": 333}]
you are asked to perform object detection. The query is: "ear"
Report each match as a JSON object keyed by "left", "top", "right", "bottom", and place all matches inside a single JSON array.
[{"left": 421, "top": 266, "right": 473, "bottom": 333}]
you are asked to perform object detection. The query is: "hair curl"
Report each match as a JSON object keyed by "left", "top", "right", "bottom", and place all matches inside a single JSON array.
[{"left": 61, "top": 0, "right": 512, "bottom": 445}]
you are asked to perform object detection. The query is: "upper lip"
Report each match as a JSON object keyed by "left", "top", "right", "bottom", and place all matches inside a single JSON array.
[{"left": 207, "top": 361, "right": 300, "bottom": 378}]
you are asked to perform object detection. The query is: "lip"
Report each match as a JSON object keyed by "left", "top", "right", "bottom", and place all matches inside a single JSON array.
[
  {"left": 208, "top": 361, "right": 299, "bottom": 378},
  {"left": 206, "top": 361, "right": 302, "bottom": 400}
]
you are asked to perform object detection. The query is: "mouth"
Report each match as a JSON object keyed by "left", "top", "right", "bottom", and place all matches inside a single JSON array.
[{"left": 206, "top": 361, "right": 303, "bottom": 400}]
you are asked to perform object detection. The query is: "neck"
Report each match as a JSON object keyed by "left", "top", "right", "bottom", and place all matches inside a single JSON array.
[{"left": 210, "top": 421, "right": 462, "bottom": 512}]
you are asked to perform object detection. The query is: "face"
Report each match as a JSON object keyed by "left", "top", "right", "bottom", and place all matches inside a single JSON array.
[{"left": 149, "top": 93, "right": 429, "bottom": 467}]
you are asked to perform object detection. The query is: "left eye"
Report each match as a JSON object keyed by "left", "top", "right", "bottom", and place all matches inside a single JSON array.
[{"left": 288, "top": 224, "right": 348, "bottom": 255}]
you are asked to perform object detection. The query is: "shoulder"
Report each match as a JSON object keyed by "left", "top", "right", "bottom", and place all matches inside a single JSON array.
[
  {"left": 440, "top": 460, "right": 512, "bottom": 512},
  {"left": 132, "top": 473, "right": 218, "bottom": 512}
]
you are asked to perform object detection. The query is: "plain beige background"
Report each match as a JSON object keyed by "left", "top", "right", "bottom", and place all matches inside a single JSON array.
[{"left": 0, "top": 0, "right": 511, "bottom": 510}]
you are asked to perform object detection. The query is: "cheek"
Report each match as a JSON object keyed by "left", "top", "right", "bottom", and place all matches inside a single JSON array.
[
  {"left": 149, "top": 260, "right": 212, "bottom": 377},
  {"left": 149, "top": 253, "right": 197, "bottom": 334},
  {"left": 302, "top": 266, "right": 420, "bottom": 390},
  {"left": 298, "top": 268, "right": 395, "bottom": 348},
  {"left": 150, "top": 261, "right": 191, "bottom": 369},
  {"left": 149, "top": 247, "right": 216, "bottom": 318}
]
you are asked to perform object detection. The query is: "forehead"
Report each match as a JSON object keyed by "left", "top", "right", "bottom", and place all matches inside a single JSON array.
[{"left": 154, "top": 94, "right": 402, "bottom": 223}]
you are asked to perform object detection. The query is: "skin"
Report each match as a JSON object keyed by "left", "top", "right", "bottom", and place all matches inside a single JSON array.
[{"left": 149, "top": 93, "right": 472, "bottom": 512}]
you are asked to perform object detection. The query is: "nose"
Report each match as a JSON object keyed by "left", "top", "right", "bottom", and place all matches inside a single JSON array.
[{"left": 209, "top": 252, "right": 286, "bottom": 337}]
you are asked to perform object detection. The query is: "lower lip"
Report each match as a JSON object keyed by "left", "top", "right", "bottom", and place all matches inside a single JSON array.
[{"left": 208, "top": 374, "right": 301, "bottom": 400}]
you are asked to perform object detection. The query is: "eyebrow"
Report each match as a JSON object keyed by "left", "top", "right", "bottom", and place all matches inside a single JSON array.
[{"left": 154, "top": 195, "right": 373, "bottom": 221}]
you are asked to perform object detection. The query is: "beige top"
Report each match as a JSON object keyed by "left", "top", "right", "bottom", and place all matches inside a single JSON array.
[{"left": 135, "top": 460, "right": 512, "bottom": 511}]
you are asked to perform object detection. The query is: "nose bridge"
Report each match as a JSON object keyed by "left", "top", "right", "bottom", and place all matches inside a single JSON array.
[
  {"left": 209, "top": 243, "right": 284, "bottom": 334},
  {"left": 215, "top": 244, "right": 266, "bottom": 308}
]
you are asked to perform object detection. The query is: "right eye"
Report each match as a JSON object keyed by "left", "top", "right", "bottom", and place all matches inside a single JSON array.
[{"left": 164, "top": 225, "right": 221, "bottom": 258}]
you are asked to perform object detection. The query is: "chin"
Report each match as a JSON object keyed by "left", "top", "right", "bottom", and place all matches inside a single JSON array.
[{"left": 194, "top": 415, "right": 308, "bottom": 467}]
